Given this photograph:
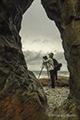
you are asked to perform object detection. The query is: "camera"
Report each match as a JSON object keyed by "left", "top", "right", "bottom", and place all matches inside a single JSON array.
[{"left": 43, "top": 56, "right": 48, "bottom": 60}]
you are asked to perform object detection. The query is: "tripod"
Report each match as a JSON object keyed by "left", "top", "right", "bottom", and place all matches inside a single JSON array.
[{"left": 38, "top": 63, "right": 49, "bottom": 79}]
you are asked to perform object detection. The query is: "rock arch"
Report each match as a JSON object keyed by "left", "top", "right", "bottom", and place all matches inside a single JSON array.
[{"left": 0, "top": 0, "right": 80, "bottom": 120}]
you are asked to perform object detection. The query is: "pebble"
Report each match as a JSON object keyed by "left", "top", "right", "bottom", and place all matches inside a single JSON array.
[{"left": 43, "top": 86, "right": 69, "bottom": 113}]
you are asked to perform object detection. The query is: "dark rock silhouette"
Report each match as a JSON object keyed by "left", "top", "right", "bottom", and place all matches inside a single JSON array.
[
  {"left": 0, "top": 0, "right": 48, "bottom": 120},
  {"left": 41, "top": 0, "right": 80, "bottom": 119}
]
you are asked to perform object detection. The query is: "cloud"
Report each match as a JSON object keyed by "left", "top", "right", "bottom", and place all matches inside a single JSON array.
[
  {"left": 22, "top": 37, "right": 64, "bottom": 53},
  {"left": 54, "top": 52, "right": 66, "bottom": 63},
  {"left": 20, "top": 0, "right": 68, "bottom": 71},
  {"left": 23, "top": 50, "right": 68, "bottom": 71},
  {"left": 20, "top": 0, "right": 61, "bottom": 45},
  {"left": 32, "top": 38, "right": 40, "bottom": 44},
  {"left": 23, "top": 50, "right": 43, "bottom": 64},
  {"left": 54, "top": 52, "right": 68, "bottom": 70}
]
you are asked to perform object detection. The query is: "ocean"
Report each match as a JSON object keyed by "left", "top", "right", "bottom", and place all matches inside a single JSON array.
[{"left": 32, "top": 70, "right": 69, "bottom": 79}]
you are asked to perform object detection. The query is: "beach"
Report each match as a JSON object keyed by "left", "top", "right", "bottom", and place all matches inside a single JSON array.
[
  {"left": 38, "top": 74, "right": 69, "bottom": 114},
  {"left": 43, "top": 86, "right": 69, "bottom": 114}
]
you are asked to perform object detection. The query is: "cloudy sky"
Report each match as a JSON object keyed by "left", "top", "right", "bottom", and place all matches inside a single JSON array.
[{"left": 20, "top": 0, "right": 68, "bottom": 71}]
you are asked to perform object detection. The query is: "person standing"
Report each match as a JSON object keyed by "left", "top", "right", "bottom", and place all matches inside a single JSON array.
[
  {"left": 43, "top": 53, "right": 55, "bottom": 88},
  {"left": 53, "top": 58, "right": 58, "bottom": 80},
  {"left": 53, "top": 58, "right": 62, "bottom": 80}
]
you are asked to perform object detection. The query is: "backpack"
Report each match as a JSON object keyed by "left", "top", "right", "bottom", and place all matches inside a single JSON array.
[{"left": 53, "top": 59, "right": 62, "bottom": 71}]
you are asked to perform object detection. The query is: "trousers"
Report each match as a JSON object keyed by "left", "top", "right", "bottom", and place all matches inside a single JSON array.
[
  {"left": 50, "top": 70, "right": 55, "bottom": 88},
  {"left": 54, "top": 69, "right": 57, "bottom": 80}
]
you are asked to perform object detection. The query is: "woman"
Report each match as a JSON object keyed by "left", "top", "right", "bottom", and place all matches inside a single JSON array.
[{"left": 43, "top": 53, "right": 55, "bottom": 88}]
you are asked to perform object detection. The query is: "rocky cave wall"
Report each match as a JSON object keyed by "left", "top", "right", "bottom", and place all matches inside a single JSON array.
[
  {"left": 0, "top": 0, "right": 80, "bottom": 120},
  {"left": 0, "top": 0, "right": 49, "bottom": 120},
  {"left": 41, "top": 0, "right": 80, "bottom": 119}
]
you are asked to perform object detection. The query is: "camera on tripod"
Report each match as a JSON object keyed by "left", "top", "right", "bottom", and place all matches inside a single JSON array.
[
  {"left": 38, "top": 55, "right": 49, "bottom": 79},
  {"left": 43, "top": 56, "right": 48, "bottom": 60},
  {"left": 42, "top": 56, "right": 48, "bottom": 69}
]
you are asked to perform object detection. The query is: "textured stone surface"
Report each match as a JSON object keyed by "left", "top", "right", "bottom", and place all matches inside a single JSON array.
[
  {"left": 0, "top": 94, "right": 48, "bottom": 120},
  {"left": 41, "top": 0, "right": 80, "bottom": 119},
  {"left": 0, "top": 0, "right": 49, "bottom": 120}
]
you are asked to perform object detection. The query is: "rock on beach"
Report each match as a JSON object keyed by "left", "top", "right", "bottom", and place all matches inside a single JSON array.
[
  {"left": 43, "top": 86, "right": 69, "bottom": 114},
  {"left": 38, "top": 76, "right": 69, "bottom": 114}
]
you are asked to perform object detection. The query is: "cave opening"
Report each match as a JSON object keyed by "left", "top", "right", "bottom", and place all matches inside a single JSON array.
[
  {"left": 20, "top": 0, "right": 68, "bottom": 73},
  {"left": 20, "top": 0, "right": 69, "bottom": 113}
]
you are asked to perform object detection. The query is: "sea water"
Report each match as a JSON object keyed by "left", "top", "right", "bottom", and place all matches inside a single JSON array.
[{"left": 33, "top": 70, "right": 69, "bottom": 79}]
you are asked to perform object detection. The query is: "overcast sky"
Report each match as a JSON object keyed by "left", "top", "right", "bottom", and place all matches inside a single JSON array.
[{"left": 20, "top": 0, "right": 68, "bottom": 71}]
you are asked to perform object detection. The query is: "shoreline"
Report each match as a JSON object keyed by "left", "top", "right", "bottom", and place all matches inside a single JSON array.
[
  {"left": 57, "top": 75, "right": 69, "bottom": 80},
  {"left": 39, "top": 75, "right": 69, "bottom": 80},
  {"left": 33, "top": 71, "right": 69, "bottom": 79},
  {"left": 38, "top": 75, "right": 69, "bottom": 87}
]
